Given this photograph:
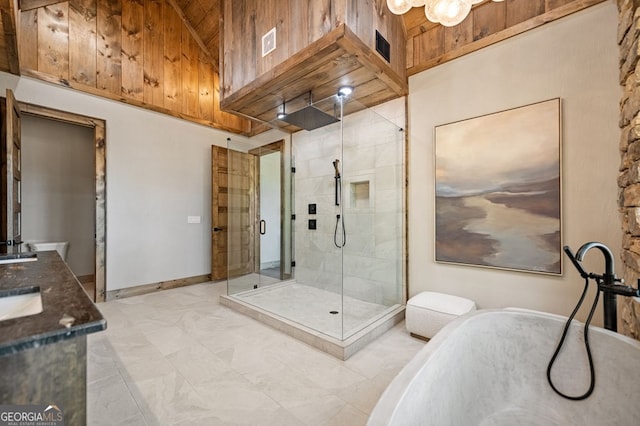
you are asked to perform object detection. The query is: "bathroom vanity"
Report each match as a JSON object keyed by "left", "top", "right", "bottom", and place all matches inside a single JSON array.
[{"left": 0, "top": 251, "right": 105, "bottom": 424}]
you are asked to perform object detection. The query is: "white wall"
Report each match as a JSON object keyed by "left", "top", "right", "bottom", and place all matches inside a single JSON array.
[
  {"left": 0, "top": 72, "right": 251, "bottom": 291},
  {"left": 21, "top": 115, "right": 95, "bottom": 276},
  {"left": 408, "top": 1, "right": 621, "bottom": 325}
]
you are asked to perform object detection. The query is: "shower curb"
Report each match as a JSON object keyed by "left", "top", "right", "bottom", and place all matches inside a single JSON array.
[{"left": 220, "top": 294, "right": 405, "bottom": 360}]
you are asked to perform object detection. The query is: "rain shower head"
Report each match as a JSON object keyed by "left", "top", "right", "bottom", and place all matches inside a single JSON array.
[{"left": 279, "top": 105, "right": 340, "bottom": 131}]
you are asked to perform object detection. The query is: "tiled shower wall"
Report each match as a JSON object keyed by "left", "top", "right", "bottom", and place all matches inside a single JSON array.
[
  {"left": 618, "top": 0, "right": 640, "bottom": 338},
  {"left": 292, "top": 101, "right": 404, "bottom": 306}
]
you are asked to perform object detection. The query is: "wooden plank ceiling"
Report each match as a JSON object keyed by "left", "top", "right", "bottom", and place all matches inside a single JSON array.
[
  {"left": 14, "top": 0, "right": 252, "bottom": 134},
  {"left": 0, "top": 0, "right": 608, "bottom": 134},
  {"left": 171, "top": 0, "right": 220, "bottom": 70},
  {"left": 153, "top": 0, "right": 609, "bottom": 80}
]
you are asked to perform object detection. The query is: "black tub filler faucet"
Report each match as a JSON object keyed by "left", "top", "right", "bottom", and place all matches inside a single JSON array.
[{"left": 565, "top": 242, "right": 640, "bottom": 332}]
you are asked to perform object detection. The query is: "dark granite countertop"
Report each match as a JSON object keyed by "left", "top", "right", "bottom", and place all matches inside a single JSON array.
[{"left": 0, "top": 251, "right": 106, "bottom": 356}]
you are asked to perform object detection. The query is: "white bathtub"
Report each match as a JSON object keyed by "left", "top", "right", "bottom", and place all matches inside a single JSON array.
[{"left": 369, "top": 309, "right": 640, "bottom": 425}]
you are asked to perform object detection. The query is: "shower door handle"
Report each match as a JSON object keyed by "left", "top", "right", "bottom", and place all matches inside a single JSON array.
[{"left": 259, "top": 220, "right": 266, "bottom": 235}]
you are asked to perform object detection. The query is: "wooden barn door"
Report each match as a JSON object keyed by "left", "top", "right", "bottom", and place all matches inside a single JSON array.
[{"left": 211, "top": 145, "right": 256, "bottom": 281}]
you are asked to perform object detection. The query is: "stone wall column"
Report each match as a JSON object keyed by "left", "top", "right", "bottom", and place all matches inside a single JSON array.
[{"left": 618, "top": 0, "right": 640, "bottom": 338}]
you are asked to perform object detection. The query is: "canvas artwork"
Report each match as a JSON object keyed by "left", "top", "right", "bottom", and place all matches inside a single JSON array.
[{"left": 434, "top": 99, "right": 561, "bottom": 274}]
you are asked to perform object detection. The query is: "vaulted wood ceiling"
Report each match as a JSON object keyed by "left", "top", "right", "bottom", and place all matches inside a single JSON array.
[
  {"left": 171, "top": 0, "right": 220, "bottom": 69},
  {"left": 0, "top": 0, "right": 224, "bottom": 79},
  {"left": 4, "top": 0, "right": 605, "bottom": 78},
  {"left": 0, "top": 0, "right": 607, "bottom": 135},
  {"left": 158, "top": 0, "right": 605, "bottom": 78}
]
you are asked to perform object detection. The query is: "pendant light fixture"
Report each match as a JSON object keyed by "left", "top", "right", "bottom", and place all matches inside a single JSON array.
[{"left": 387, "top": 0, "right": 503, "bottom": 28}]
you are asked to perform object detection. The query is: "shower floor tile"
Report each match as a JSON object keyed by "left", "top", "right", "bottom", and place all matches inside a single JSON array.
[{"left": 234, "top": 282, "right": 394, "bottom": 340}]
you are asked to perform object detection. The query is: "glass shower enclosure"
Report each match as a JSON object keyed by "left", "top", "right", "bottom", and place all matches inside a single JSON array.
[{"left": 225, "top": 94, "right": 405, "bottom": 343}]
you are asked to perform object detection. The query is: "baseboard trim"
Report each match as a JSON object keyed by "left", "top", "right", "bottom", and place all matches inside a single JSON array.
[{"left": 105, "top": 274, "right": 212, "bottom": 301}]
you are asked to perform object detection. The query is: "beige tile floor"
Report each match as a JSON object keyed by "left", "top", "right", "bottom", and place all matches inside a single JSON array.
[{"left": 88, "top": 281, "right": 424, "bottom": 425}]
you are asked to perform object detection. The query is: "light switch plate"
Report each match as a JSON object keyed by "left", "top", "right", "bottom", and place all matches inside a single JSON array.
[{"left": 187, "top": 216, "right": 201, "bottom": 224}]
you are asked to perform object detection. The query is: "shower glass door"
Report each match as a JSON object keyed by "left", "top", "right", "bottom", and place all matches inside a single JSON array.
[
  {"left": 226, "top": 138, "right": 292, "bottom": 296},
  {"left": 252, "top": 141, "right": 291, "bottom": 285}
]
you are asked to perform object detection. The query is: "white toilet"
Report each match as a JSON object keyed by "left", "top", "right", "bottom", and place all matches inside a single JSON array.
[{"left": 27, "top": 241, "right": 69, "bottom": 261}]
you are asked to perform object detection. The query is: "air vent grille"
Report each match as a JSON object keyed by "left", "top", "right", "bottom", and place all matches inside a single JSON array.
[{"left": 375, "top": 30, "right": 390, "bottom": 63}]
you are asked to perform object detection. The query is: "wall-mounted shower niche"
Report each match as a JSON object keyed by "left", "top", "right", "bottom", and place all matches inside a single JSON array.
[{"left": 346, "top": 174, "right": 374, "bottom": 211}]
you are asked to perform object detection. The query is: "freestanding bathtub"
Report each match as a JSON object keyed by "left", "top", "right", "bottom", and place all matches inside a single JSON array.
[{"left": 368, "top": 308, "right": 640, "bottom": 425}]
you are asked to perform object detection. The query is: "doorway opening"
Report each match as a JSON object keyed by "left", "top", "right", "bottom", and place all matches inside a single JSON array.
[{"left": 19, "top": 102, "right": 106, "bottom": 302}]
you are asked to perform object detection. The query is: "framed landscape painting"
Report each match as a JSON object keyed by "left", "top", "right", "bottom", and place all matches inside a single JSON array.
[{"left": 434, "top": 99, "right": 561, "bottom": 275}]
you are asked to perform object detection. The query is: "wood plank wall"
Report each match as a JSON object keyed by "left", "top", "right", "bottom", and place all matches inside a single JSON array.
[
  {"left": 221, "top": 0, "right": 406, "bottom": 100},
  {"left": 0, "top": 0, "right": 19, "bottom": 75},
  {"left": 405, "top": 0, "right": 607, "bottom": 76},
  {"left": 19, "top": 0, "right": 252, "bottom": 135},
  {"left": 344, "top": 0, "right": 406, "bottom": 83}
]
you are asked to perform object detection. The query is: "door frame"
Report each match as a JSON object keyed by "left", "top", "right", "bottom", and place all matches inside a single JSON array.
[
  {"left": 1, "top": 90, "right": 21, "bottom": 255},
  {"left": 249, "top": 139, "right": 286, "bottom": 280},
  {"left": 19, "top": 102, "right": 107, "bottom": 302},
  {"left": 210, "top": 145, "right": 228, "bottom": 281}
]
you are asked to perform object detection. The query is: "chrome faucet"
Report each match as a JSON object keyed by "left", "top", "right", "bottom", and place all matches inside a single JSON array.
[{"left": 565, "top": 242, "right": 640, "bottom": 332}]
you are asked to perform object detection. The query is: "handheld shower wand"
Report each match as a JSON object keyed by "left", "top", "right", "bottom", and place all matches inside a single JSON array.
[
  {"left": 332, "top": 159, "right": 341, "bottom": 206},
  {"left": 332, "top": 159, "right": 346, "bottom": 247},
  {"left": 547, "top": 242, "right": 640, "bottom": 400}
]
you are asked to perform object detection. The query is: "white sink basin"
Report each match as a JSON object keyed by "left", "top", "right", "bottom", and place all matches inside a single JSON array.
[
  {"left": 0, "top": 252, "right": 38, "bottom": 265},
  {"left": 0, "top": 288, "right": 43, "bottom": 321}
]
